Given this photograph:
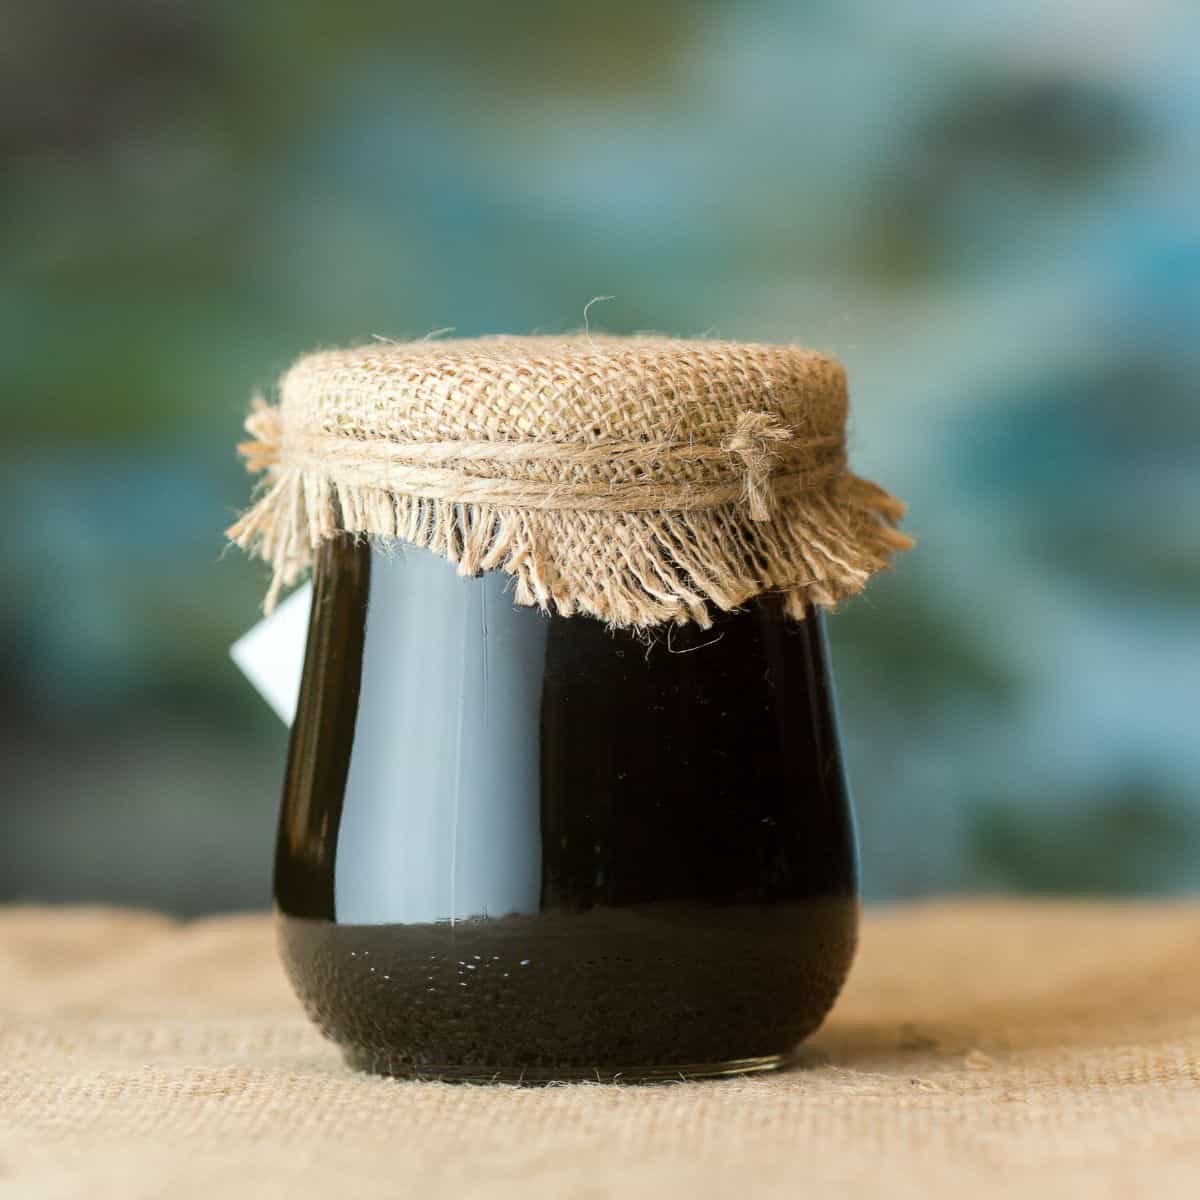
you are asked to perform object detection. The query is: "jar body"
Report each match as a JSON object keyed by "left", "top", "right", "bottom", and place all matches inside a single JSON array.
[{"left": 275, "top": 535, "right": 858, "bottom": 1082}]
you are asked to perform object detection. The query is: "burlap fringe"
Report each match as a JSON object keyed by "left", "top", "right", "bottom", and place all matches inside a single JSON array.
[{"left": 227, "top": 401, "right": 911, "bottom": 628}]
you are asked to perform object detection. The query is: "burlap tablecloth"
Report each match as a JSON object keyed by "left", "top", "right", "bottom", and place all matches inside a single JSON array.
[{"left": 2, "top": 900, "right": 1198, "bottom": 1198}]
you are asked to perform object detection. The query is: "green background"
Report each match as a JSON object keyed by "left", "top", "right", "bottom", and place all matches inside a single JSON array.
[{"left": 4, "top": 0, "right": 1198, "bottom": 912}]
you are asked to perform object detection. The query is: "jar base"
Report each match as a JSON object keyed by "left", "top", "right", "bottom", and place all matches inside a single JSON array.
[{"left": 341, "top": 1047, "right": 791, "bottom": 1084}]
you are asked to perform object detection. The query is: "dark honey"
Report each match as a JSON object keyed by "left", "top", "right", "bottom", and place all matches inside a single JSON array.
[{"left": 275, "top": 535, "right": 858, "bottom": 1082}]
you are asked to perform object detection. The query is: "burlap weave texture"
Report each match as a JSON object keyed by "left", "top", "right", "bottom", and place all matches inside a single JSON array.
[
  {"left": 228, "top": 336, "right": 911, "bottom": 625},
  {"left": 3, "top": 900, "right": 1199, "bottom": 1199}
]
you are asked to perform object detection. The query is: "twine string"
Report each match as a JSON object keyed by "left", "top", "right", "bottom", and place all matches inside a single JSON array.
[{"left": 238, "top": 406, "right": 838, "bottom": 518}]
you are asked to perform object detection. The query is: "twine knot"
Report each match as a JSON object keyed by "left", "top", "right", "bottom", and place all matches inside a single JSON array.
[
  {"left": 723, "top": 410, "right": 794, "bottom": 521},
  {"left": 238, "top": 396, "right": 282, "bottom": 475}
]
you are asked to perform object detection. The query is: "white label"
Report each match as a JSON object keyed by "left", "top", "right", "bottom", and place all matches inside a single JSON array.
[{"left": 229, "top": 582, "right": 312, "bottom": 725}]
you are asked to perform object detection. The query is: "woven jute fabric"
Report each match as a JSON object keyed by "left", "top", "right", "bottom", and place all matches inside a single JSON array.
[
  {"left": 3, "top": 901, "right": 1199, "bottom": 1199},
  {"left": 227, "top": 336, "right": 911, "bottom": 625}
]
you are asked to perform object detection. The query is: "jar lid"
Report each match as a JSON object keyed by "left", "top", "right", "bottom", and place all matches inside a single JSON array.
[{"left": 228, "top": 335, "right": 911, "bottom": 628}]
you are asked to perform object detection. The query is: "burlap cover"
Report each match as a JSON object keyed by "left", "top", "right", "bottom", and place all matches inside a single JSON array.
[{"left": 228, "top": 336, "right": 911, "bottom": 624}]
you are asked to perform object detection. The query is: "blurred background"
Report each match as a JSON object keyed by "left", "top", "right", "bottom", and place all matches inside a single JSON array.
[{"left": 3, "top": 0, "right": 1198, "bottom": 914}]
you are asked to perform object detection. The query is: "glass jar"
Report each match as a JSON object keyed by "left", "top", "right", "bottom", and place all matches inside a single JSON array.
[{"left": 274, "top": 534, "right": 858, "bottom": 1083}]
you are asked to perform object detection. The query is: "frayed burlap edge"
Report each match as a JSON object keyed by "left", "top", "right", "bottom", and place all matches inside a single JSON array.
[{"left": 227, "top": 400, "right": 912, "bottom": 629}]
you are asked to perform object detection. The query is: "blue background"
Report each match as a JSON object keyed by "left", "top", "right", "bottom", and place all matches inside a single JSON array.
[{"left": 3, "top": 0, "right": 1198, "bottom": 912}]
